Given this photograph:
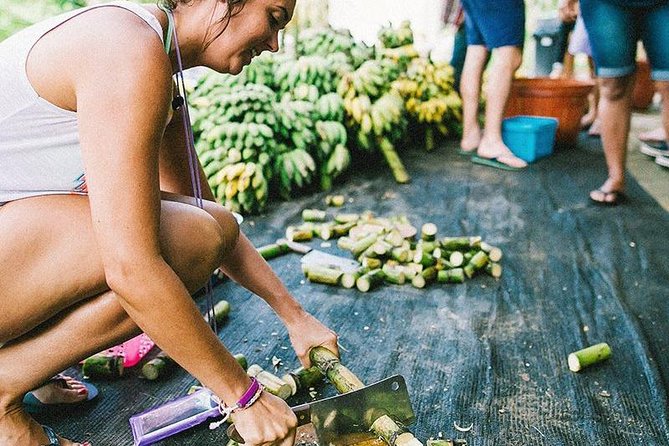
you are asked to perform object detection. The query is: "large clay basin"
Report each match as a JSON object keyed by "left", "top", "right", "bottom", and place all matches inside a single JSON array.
[{"left": 505, "top": 77, "right": 595, "bottom": 145}]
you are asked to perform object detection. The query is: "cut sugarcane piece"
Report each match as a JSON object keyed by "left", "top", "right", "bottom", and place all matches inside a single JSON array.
[
  {"left": 356, "top": 268, "right": 385, "bottom": 292},
  {"left": 391, "top": 247, "right": 410, "bottom": 263},
  {"left": 306, "top": 266, "right": 343, "bottom": 286},
  {"left": 382, "top": 264, "right": 406, "bottom": 285},
  {"left": 302, "top": 209, "right": 327, "bottom": 222},
  {"left": 440, "top": 236, "right": 471, "bottom": 251},
  {"left": 341, "top": 268, "right": 364, "bottom": 289},
  {"left": 203, "top": 299, "right": 231, "bottom": 326},
  {"left": 449, "top": 251, "right": 464, "bottom": 267},
  {"left": 421, "top": 223, "right": 438, "bottom": 241},
  {"left": 309, "top": 347, "right": 423, "bottom": 446},
  {"left": 332, "top": 221, "right": 356, "bottom": 237},
  {"left": 463, "top": 251, "right": 489, "bottom": 278},
  {"left": 281, "top": 366, "right": 325, "bottom": 396},
  {"left": 313, "top": 223, "right": 334, "bottom": 240},
  {"left": 325, "top": 194, "right": 345, "bottom": 207},
  {"left": 385, "top": 230, "right": 405, "bottom": 247},
  {"left": 469, "top": 236, "right": 482, "bottom": 249},
  {"left": 247, "top": 364, "right": 292, "bottom": 400},
  {"left": 377, "top": 137, "right": 410, "bottom": 184},
  {"left": 257, "top": 241, "right": 290, "bottom": 260},
  {"left": 568, "top": 343, "right": 612, "bottom": 372},
  {"left": 413, "top": 249, "right": 436, "bottom": 267},
  {"left": 351, "top": 234, "right": 378, "bottom": 257},
  {"left": 82, "top": 354, "right": 124, "bottom": 379},
  {"left": 416, "top": 240, "right": 438, "bottom": 253},
  {"left": 370, "top": 416, "right": 423, "bottom": 446},
  {"left": 485, "top": 262, "right": 502, "bottom": 278},
  {"left": 427, "top": 440, "right": 454, "bottom": 446},
  {"left": 372, "top": 240, "right": 392, "bottom": 257},
  {"left": 480, "top": 242, "right": 503, "bottom": 262},
  {"left": 437, "top": 268, "right": 465, "bottom": 284},
  {"left": 411, "top": 266, "right": 436, "bottom": 288},
  {"left": 431, "top": 247, "right": 443, "bottom": 259},
  {"left": 141, "top": 351, "right": 176, "bottom": 381},
  {"left": 335, "top": 213, "right": 360, "bottom": 224},
  {"left": 233, "top": 353, "right": 248, "bottom": 371},
  {"left": 337, "top": 236, "right": 355, "bottom": 251},
  {"left": 286, "top": 225, "right": 313, "bottom": 242},
  {"left": 396, "top": 223, "right": 417, "bottom": 240},
  {"left": 434, "top": 258, "right": 452, "bottom": 271},
  {"left": 361, "top": 257, "right": 382, "bottom": 270}
]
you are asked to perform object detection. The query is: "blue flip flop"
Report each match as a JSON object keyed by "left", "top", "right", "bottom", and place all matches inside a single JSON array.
[
  {"left": 23, "top": 375, "right": 98, "bottom": 415},
  {"left": 458, "top": 147, "right": 476, "bottom": 157},
  {"left": 471, "top": 155, "right": 524, "bottom": 171}
]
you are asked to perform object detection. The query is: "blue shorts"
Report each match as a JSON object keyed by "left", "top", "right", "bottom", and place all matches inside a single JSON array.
[
  {"left": 580, "top": 0, "right": 669, "bottom": 80},
  {"left": 461, "top": 0, "right": 525, "bottom": 49}
]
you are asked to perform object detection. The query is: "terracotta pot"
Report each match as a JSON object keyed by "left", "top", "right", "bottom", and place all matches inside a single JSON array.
[
  {"left": 632, "top": 60, "right": 655, "bottom": 110},
  {"left": 504, "top": 77, "right": 594, "bottom": 145}
]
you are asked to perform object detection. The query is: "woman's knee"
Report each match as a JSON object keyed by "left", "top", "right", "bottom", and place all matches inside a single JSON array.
[
  {"left": 204, "top": 203, "right": 240, "bottom": 254},
  {"left": 599, "top": 76, "right": 633, "bottom": 101}
]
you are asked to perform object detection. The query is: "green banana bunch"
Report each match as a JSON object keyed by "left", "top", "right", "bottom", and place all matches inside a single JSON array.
[
  {"left": 272, "top": 100, "right": 318, "bottom": 151},
  {"left": 381, "top": 44, "right": 419, "bottom": 72},
  {"left": 338, "top": 60, "right": 388, "bottom": 101},
  {"left": 274, "top": 55, "right": 339, "bottom": 95},
  {"left": 315, "top": 93, "right": 345, "bottom": 122},
  {"left": 274, "top": 148, "right": 317, "bottom": 199},
  {"left": 297, "top": 27, "right": 374, "bottom": 69},
  {"left": 210, "top": 162, "right": 269, "bottom": 214},
  {"left": 378, "top": 20, "right": 414, "bottom": 49},
  {"left": 282, "top": 84, "right": 320, "bottom": 104}
]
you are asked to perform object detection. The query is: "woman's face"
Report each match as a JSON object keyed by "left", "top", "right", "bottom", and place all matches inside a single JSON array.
[{"left": 202, "top": 0, "right": 295, "bottom": 74}]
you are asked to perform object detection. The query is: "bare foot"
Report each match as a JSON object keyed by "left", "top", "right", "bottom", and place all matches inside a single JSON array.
[
  {"left": 639, "top": 126, "right": 666, "bottom": 143},
  {"left": 580, "top": 110, "right": 597, "bottom": 129},
  {"left": 29, "top": 375, "right": 88, "bottom": 405},
  {"left": 460, "top": 127, "right": 482, "bottom": 153},
  {"left": 477, "top": 137, "right": 528, "bottom": 168},
  {"left": 588, "top": 118, "right": 601, "bottom": 137},
  {"left": 0, "top": 404, "right": 89, "bottom": 446},
  {"left": 589, "top": 178, "right": 625, "bottom": 204}
]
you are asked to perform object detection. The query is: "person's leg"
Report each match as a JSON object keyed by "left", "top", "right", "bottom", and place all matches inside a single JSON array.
[
  {"left": 476, "top": 45, "right": 527, "bottom": 168},
  {"left": 459, "top": 45, "right": 488, "bottom": 152},
  {"left": 451, "top": 25, "right": 468, "bottom": 93},
  {"left": 580, "top": 0, "right": 639, "bottom": 202},
  {"left": 0, "top": 194, "right": 236, "bottom": 445}
]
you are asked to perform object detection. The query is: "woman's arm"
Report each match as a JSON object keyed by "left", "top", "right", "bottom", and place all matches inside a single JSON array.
[{"left": 73, "top": 13, "right": 250, "bottom": 406}]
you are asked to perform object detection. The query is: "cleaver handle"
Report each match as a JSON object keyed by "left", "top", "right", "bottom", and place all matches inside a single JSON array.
[{"left": 226, "top": 403, "right": 310, "bottom": 443}]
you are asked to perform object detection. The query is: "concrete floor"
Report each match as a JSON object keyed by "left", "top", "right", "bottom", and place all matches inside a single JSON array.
[{"left": 628, "top": 107, "right": 669, "bottom": 211}]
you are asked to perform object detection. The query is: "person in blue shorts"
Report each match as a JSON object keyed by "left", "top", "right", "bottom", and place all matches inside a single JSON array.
[
  {"left": 565, "top": 0, "right": 669, "bottom": 203},
  {"left": 458, "top": 0, "right": 528, "bottom": 170}
]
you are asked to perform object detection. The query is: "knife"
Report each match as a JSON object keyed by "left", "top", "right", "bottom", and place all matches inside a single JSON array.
[{"left": 226, "top": 375, "right": 414, "bottom": 445}]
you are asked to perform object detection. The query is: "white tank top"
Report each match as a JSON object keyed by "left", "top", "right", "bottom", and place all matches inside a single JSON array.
[{"left": 0, "top": 1, "right": 164, "bottom": 205}]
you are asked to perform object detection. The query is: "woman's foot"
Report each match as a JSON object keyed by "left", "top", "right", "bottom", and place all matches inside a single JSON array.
[
  {"left": 477, "top": 138, "right": 528, "bottom": 169},
  {"left": 28, "top": 375, "right": 88, "bottom": 406},
  {"left": 459, "top": 127, "right": 482, "bottom": 154},
  {"left": 587, "top": 118, "right": 601, "bottom": 137},
  {"left": 590, "top": 178, "right": 625, "bottom": 205},
  {"left": 0, "top": 404, "right": 88, "bottom": 446},
  {"left": 580, "top": 110, "right": 597, "bottom": 129}
]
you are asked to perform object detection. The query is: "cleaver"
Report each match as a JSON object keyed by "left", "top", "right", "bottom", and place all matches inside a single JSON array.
[
  {"left": 227, "top": 375, "right": 415, "bottom": 445},
  {"left": 277, "top": 238, "right": 361, "bottom": 274}
]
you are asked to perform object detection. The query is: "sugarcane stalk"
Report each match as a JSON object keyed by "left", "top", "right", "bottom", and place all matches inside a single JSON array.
[
  {"left": 325, "top": 194, "right": 346, "bottom": 207},
  {"left": 302, "top": 209, "right": 327, "bottom": 222},
  {"left": 82, "top": 354, "right": 124, "bottom": 380},
  {"left": 286, "top": 225, "right": 313, "bottom": 242},
  {"left": 437, "top": 268, "right": 465, "bottom": 284},
  {"left": 382, "top": 264, "right": 406, "bottom": 285},
  {"left": 463, "top": 251, "right": 488, "bottom": 278},
  {"left": 361, "top": 257, "right": 382, "bottom": 270},
  {"left": 480, "top": 242, "right": 503, "bottom": 262},
  {"left": 440, "top": 237, "right": 471, "bottom": 251},
  {"left": 427, "top": 440, "right": 454, "bottom": 446},
  {"left": 568, "top": 343, "right": 611, "bottom": 372},
  {"left": 421, "top": 223, "right": 438, "bottom": 241},
  {"left": 425, "top": 126, "right": 435, "bottom": 152},
  {"left": 377, "top": 137, "right": 410, "bottom": 184},
  {"left": 257, "top": 241, "right": 290, "bottom": 260},
  {"left": 332, "top": 221, "right": 356, "bottom": 237},
  {"left": 351, "top": 234, "right": 378, "bottom": 257},
  {"left": 337, "top": 236, "right": 355, "bottom": 251},
  {"left": 141, "top": 351, "right": 176, "bottom": 381},
  {"left": 485, "top": 262, "right": 502, "bottom": 278},
  {"left": 247, "top": 364, "right": 292, "bottom": 400},
  {"left": 313, "top": 223, "right": 333, "bottom": 240},
  {"left": 341, "top": 268, "right": 364, "bottom": 289},
  {"left": 309, "top": 347, "right": 422, "bottom": 446},
  {"left": 356, "top": 268, "right": 385, "bottom": 292},
  {"left": 306, "top": 266, "right": 343, "bottom": 286},
  {"left": 413, "top": 249, "right": 436, "bottom": 267},
  {"left": 281, "top": 366, "right": 325, "bottom": 396},
  {"left": 449, "top": 251, "right": 464, "bottom": 267},
  {"left": 416, "top": 240, "right": 438, "bottom": 253},
  {"left": 411, "top": 266, "right": 436, "bottom": 288},
  {"left": 335, "top": 213, "right": 360, "bottom": 224}
]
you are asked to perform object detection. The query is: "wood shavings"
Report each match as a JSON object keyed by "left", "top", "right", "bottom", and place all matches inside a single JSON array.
[
  {"left": 599, "top": 390, "right": 611, "bottom": 397},
  {"left": 453, "top": 421, "right": 473, "bottom": 432},
  {"left": 271, "top": 355, "right": 283, "bottom": 370}
]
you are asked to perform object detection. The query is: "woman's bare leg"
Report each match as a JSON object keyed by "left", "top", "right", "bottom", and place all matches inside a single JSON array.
[{"left": 0, "top": 194, "right": 237, "bottom": 445}]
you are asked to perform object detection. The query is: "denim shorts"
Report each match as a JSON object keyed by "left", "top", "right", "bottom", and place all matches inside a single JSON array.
[
  {"left": 461, "top": 0, "right": 525, "bottom": 49},
  {"left": 580, "top": 0, "right": 669, "bottom": 80}
]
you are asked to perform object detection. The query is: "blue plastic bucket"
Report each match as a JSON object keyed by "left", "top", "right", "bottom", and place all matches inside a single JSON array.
[{"left": 502, "top": 115, "right": 559, "bottom": 162}]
